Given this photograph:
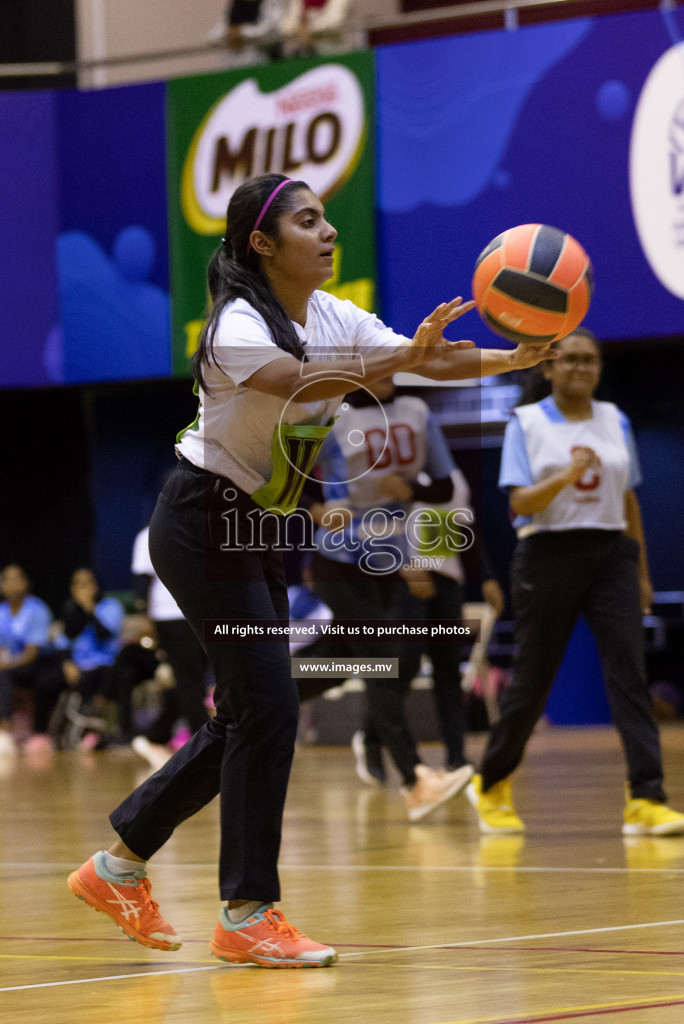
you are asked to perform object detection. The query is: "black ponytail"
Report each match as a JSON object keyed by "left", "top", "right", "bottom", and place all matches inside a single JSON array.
[{"left": 191, "top": 174, "right": 310, "bottom": 392}]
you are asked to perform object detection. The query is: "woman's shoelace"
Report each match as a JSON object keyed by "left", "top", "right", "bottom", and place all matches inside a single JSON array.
[{"left": 264, "top": 908, "right": 303, "bottom": 939}]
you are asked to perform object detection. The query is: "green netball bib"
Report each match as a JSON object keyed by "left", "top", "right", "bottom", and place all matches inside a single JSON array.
[
  {"left": 251, "top": 420, "right": 334, "bottom": 515},
  {"left": 414, "top": 508, "right": 463, "bottom": 559}
]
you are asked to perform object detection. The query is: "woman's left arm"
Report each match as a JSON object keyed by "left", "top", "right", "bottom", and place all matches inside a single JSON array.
[
  {"left": 624, "top": 489, "right": 653, "bottom": 614},
  {"left": 419, "top": 340, "right": 558, "bottom": 380}
]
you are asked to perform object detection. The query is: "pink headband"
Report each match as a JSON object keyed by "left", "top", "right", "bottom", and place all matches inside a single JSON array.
[{"left": 246, "top": 178, "right": 294, "bottom": 254}]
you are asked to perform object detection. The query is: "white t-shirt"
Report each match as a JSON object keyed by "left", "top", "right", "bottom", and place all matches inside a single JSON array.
[
  {"left": 176, "top": 291, "right": 408, "bottom": 495},
  {"left": 131, "top": 526, "right": 182, "bottom": 622},
  {"left": 499, "top": 396, "right": 642, "bottom": 537}
]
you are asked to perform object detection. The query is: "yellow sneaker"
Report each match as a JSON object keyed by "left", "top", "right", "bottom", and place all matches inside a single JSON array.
[
  {"left": 622, "top": 799, "right": 684, "bottom": 836},
  {"left": 466, "top": 773, "right": 525, "bottom": 834}
]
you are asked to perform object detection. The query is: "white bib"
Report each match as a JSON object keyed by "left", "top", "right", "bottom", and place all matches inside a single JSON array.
[{"left": 514, "top": 399, "right": 630, "bottom": 534}]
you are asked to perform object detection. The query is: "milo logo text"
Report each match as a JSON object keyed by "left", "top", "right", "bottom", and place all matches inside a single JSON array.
[{"left": 182, "top": 65, "right": 365, "bottom": 235}]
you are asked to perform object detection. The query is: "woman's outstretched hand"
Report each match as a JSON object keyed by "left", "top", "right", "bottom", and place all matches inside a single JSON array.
[
  {"left": 507, "top": 341, "right": 561, "bottom": 369},
  {"left": 407, "top": 298, "right": 477, "bottom": 366},
  {"left": 401, "top": 299, "right": 564, "bottom": 381}
]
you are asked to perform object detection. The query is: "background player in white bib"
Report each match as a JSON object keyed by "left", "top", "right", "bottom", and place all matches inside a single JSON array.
[
  {"left": 311, "top": 376, "right": 475, "bottom": 820},
  {"left": 466, "top": 329, "right": 684, "bottom": 837},
  {"left": 67, "top": 173, "right": 558, "bottom": 967}
]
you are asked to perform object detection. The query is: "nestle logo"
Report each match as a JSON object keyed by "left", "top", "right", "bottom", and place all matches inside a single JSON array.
[
  {"left": 181, "top": 67, "right": 365, "bottom": 233},
  {"left": 276, "top": 84, "right": 339, "bottom": 116}
]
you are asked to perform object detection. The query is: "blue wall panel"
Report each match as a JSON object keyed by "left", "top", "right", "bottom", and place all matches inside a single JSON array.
[
  {"left": 54, "top": 82, "right": 170, "bottom": 384},
  {"left": 376, "top": 10, "right": 684, "bottom": 343},
  {"left": 0, "top": 92, "right": 61, "bottom": 388}
]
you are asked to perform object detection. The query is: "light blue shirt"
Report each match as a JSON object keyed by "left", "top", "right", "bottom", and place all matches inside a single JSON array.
[
  {"left": 0, "top": 595, "right": 52, "bottom": 655},
  {"left": 53, "top": 597, "right": 124, "bottom": 670}
]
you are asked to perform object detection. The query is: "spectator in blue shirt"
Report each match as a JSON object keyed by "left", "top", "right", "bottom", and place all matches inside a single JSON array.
[
  {"left": 31, "top": 569, "right": 125, "bottom": 752},
  {"left": 0, "top": 564, "right": 52, "bottom": 757},
  {"left": 55, "top": 569, "right": 124, "bottom": 675},
  {"left": 54, "top": 567, "right": 124, "bottom": 699}
]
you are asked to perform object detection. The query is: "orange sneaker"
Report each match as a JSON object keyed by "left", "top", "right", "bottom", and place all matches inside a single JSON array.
[
  {"left": 67, "top": 852, "right": 181, "bottom": 951},
  {"left": 210, "top": 906, "right": 337, "bottom": 968},
  {"left": 402, "top": 763, "right": 473, "bottom": 822}
]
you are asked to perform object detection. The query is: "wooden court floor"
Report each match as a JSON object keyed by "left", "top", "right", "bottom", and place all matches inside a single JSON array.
[{"left": 3, "top": 724, "right": 684, "bottom": 1023}]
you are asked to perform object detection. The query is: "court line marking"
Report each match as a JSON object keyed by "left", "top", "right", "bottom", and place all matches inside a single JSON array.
[
  {"left": 0, "top": 952, "right": 199, "bottom": 964},
  {"left": 445, "top": 945, "right": 684, "bottom": 958},
  {"left": 0, "top": 965, "right": 223, "bottom": 993},
  {"left": 437, "top": 992, "right": 684, "bottom": 1023},
  {"left": 3, "top": 944, "right": 684, "bottom": 968},
  {"left": 0, "top": 934, "right": 184, "bottom": 943},
  {"left": 4, "top": 863, "right": 684, "bottom": 875},
  {"left": 9, "top": 948, "right": 684, "bottom": 978},
  {"left": 284, "top": 865, "right": 684, "bottom": 875},
  {"left": 338, "top": 918, "right": 684, "bottom": 958},
  {"left": 397, "top": 964, "right": 684, "bottom": 978},
  {"left": 437, "top": 997, "right": 684, "bottom": 1024},
  {"left": 3, "top": 919, "right": 684, "bottom": 993}
]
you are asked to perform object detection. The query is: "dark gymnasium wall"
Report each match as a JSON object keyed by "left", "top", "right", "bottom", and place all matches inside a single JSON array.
[{"left": 0, "top": 0, "right": 75, "bottom": 89}]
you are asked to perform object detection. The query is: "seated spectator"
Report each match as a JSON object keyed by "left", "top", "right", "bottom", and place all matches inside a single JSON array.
[
  {"left": 0, "top": 564, "right": 53, "bottom": 756},
  {"left": 111, "top": 525, "right": 210, "bottom": 770},
  {"left": 108, "top": 620, "right": 162, "bottom": 749},
  {"left": 282, "top": 0, "right": 365, "bottom": 57},
  {"left": 37, "top": 569, "right": 125, "bottom": 750},
  {"left": 209, "top": 0, "right": 287, "bottom": 68}
]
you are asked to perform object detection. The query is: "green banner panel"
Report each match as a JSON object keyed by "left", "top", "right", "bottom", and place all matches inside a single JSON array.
[{"left": 166, "top": 50, "right": 376, "bottom": 376}]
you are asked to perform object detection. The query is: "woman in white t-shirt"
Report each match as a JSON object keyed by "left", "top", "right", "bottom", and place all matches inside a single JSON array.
[
  {"left": 466, "top": 329, "right": 684, "bottom": 838},
  {"left": 68, "top": 173, "right": 557, "bottom": 968}
]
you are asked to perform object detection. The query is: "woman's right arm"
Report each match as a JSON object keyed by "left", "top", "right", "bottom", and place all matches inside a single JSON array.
[
  {"left": 509, "top": 447, "right": 601, "bottom": 516},
  {"left": 243, "top": 298, "right": 554, "bottom": 401},
  {"left": 243, "top": 345, "right": 418, "bottom": 401}
]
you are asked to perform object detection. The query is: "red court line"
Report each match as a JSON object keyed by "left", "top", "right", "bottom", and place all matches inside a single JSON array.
[
  {"left": 334, "top": 944, "right": 684, "bottom": 955},
  {"left": 452, "top": 946, "right": 684, "bottom": 957},
  {"left": 4, "top": 937, "right": 684, "bottom": 964},
  {"left": 0, "top": 934, "right": 208, "bottom": 944},
  {"left": 496, "top": 997, "right": 684, "bottom": 1023},
  {"left": 4, "top": 937, "right": 684, "bottom": 956}
]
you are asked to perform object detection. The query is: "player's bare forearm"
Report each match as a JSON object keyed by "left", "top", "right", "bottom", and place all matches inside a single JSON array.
[
  {"left": 509, "top": 471, "right": 574, "bottom": 516},
  {"left": 420, "top": 342, "right": 558, "bottom": 381},
  {"left": 244, "top": 345, "right": 417, "bottom": 401}
]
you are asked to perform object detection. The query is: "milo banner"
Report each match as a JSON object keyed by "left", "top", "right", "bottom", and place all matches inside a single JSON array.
[{"left": 166, "top": 50, "right": 376, "bottom": 376}]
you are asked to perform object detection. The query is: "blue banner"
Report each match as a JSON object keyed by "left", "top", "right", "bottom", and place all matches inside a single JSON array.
[
  {"left": 54, "top": 82, "right": 170, "bottom": 384},
  {"left": 0, "top": 93, "right": 61, "bottom": 388},
  {"left": 376, "top": 9, "right": 684, "bottom": 343}
]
